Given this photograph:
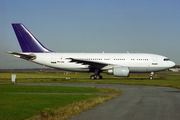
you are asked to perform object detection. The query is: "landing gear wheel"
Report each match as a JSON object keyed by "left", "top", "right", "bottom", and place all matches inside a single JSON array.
[
  {"left": 90, "top": 75, "right": 95, "bottom": 79},
  {"left": 90, "top": 75, "right": 103, "bottom": 79},
  {"left": 97, "top": 75, "right": 102, "bottom": 79},
  {"left": 149, "top": 76, "right": 153, "bottom": 79},
  {"left": 96, "top": 75, "right": 101, "bottom": 79},
  {"left": 149, "top": 72, "right": 154, "bottom": 79}
]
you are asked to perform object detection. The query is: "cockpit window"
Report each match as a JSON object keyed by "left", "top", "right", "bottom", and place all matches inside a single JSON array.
[{"left": 164, "top": 58, "right": 170, "bottom": 61}]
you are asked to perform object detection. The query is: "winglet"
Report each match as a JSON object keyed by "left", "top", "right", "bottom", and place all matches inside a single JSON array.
[{"left": 12, "top": 23, "right": 54, "bottom": 53}]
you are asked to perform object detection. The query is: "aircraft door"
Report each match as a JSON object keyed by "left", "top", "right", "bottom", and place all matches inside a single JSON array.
[
  {"left": 151, "top": 56, "right": 158, "bottom": 65},
  {"left": 51, "top": 55, "right": 63, "bottom": 64},
  {"left": 51, "top": 55, "right": 56, "bottom": 64}
]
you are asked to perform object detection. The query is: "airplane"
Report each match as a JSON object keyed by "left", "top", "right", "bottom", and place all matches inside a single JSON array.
[{"left": 7, "top": 23, "right": 175, "bottom": 79}]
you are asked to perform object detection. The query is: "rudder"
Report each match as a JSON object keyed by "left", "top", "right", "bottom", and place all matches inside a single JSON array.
[{"left": 12, "top": 23, "right": 53, "bottom": 53}]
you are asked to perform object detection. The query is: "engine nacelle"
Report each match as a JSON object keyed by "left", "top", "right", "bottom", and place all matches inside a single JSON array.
[{"left": 107, "top": 66, "right": 129, "bottom": 77}]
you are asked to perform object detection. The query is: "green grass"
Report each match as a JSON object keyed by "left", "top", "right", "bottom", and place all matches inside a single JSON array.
[
  {"left": 0, "top": 84, "right": 99, "bottom": 120},
  {"left": 0, "top": 84, "right": 98, "bottom": 93},
  {"left": 0, "top": 93, "right": 96, "bottom": 120},
  {"left": 0, "top": 71, "right": 180, "bottom": 119},
  {"left": 0, "top": 83, "right": 121, "bottom": 120},
  {"left": 1, "top": 71, "right": 180, "bottom": 89}
]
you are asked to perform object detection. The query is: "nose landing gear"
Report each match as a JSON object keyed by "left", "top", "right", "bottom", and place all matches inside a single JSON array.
[{"left": 149, "top": 72, "right": 154, "bottom": 79}]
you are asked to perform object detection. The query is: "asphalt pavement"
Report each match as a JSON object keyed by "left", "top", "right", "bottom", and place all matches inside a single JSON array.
[{"left": 18, "top": 83, "right": 180, "bottom": 120}]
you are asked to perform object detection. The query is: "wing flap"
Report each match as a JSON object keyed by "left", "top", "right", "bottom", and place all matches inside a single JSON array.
[{"left": 68, "top": 58, "right": 109, "bottom": 69}]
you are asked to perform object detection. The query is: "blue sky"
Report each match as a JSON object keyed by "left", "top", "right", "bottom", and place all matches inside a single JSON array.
[{"left": 1, "top": 0, "right": 180, "bottom": 69}]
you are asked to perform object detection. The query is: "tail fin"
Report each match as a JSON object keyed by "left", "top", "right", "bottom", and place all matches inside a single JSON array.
[{"left": 12, "top": 23, "right": 53, "bottom": 53}]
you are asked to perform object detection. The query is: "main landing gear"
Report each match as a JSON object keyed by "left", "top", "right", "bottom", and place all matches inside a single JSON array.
[
  {"left": 149, "top": 72, "right": 154, "bottom": 79},
  {"left": 90, "top": 68, "right": 103, "bottom": 79},
  {"left": 90, "top": 75, "right": 102, "bottom": 79}
]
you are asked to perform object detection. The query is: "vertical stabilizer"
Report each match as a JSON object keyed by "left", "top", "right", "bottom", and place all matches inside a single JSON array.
[{"left": 12, "top": 23, "right": 53, "bottom": 53}]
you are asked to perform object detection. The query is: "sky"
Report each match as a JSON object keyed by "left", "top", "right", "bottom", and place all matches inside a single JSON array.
[{"left": 0, "top": 0, "right": 180, "bottom": 69}]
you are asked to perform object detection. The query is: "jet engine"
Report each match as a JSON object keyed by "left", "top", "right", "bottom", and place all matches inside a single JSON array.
[{"left": 107, "top": 66, "right": 129, "bottom": 77}]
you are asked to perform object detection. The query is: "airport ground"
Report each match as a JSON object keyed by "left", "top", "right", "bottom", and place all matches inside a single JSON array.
[
  {"left": 1, "top": 71, "right": 180, "bottom": 89},
  {"left": 1, "top": 71, "right": 180, "bottom": 119}
]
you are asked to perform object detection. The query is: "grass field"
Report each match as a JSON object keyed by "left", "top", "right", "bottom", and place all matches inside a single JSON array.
[
  {"left": 0, "top": 71, "right": 180, "bottom": 119},
  {"left": 0, "top": 84, "right": 121, "bottom": 120},
  {"left": 1, "top": 71, "right": 180, "bottom": 89},
  {"left": 0, "top": 84, "right": 98, "bottom": 93}
]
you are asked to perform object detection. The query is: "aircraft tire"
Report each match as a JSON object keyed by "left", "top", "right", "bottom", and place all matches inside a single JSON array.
[
  {"left": 90, "top": 75, "right": 95, "bottom": 79},
  {"left": 96, "top": 75, "right": 100, "bottom": 79},
  {"left": 149, "top": 76, "right": 153, "bottom": 79},
  {"left": 96, "top": 75, "right": 103, "bottom": 79}
]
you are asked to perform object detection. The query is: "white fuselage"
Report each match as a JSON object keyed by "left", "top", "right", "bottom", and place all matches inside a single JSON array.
[
  {"left": 28, "top": 53, "right": 175, "bottom": 73},
  {"left": 9, "top": 23, "right": 176, "bottom": 79}
]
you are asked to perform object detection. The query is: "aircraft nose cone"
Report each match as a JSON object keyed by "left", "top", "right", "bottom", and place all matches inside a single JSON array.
[{"left": 170, "top": 61, "right": 175, "bottom": 67}]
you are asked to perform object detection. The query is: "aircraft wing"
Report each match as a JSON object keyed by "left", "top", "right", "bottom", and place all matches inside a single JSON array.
[
  {"left": 7, "top": 51, "right": 36, "bottom": 60},
  {"left": 68, "top": 58, "right": 110, "bottom": 69}
]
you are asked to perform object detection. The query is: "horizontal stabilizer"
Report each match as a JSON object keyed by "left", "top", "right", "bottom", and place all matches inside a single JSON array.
[{"left": 7, "top": 51, "right": 36, "bottom": 60}]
